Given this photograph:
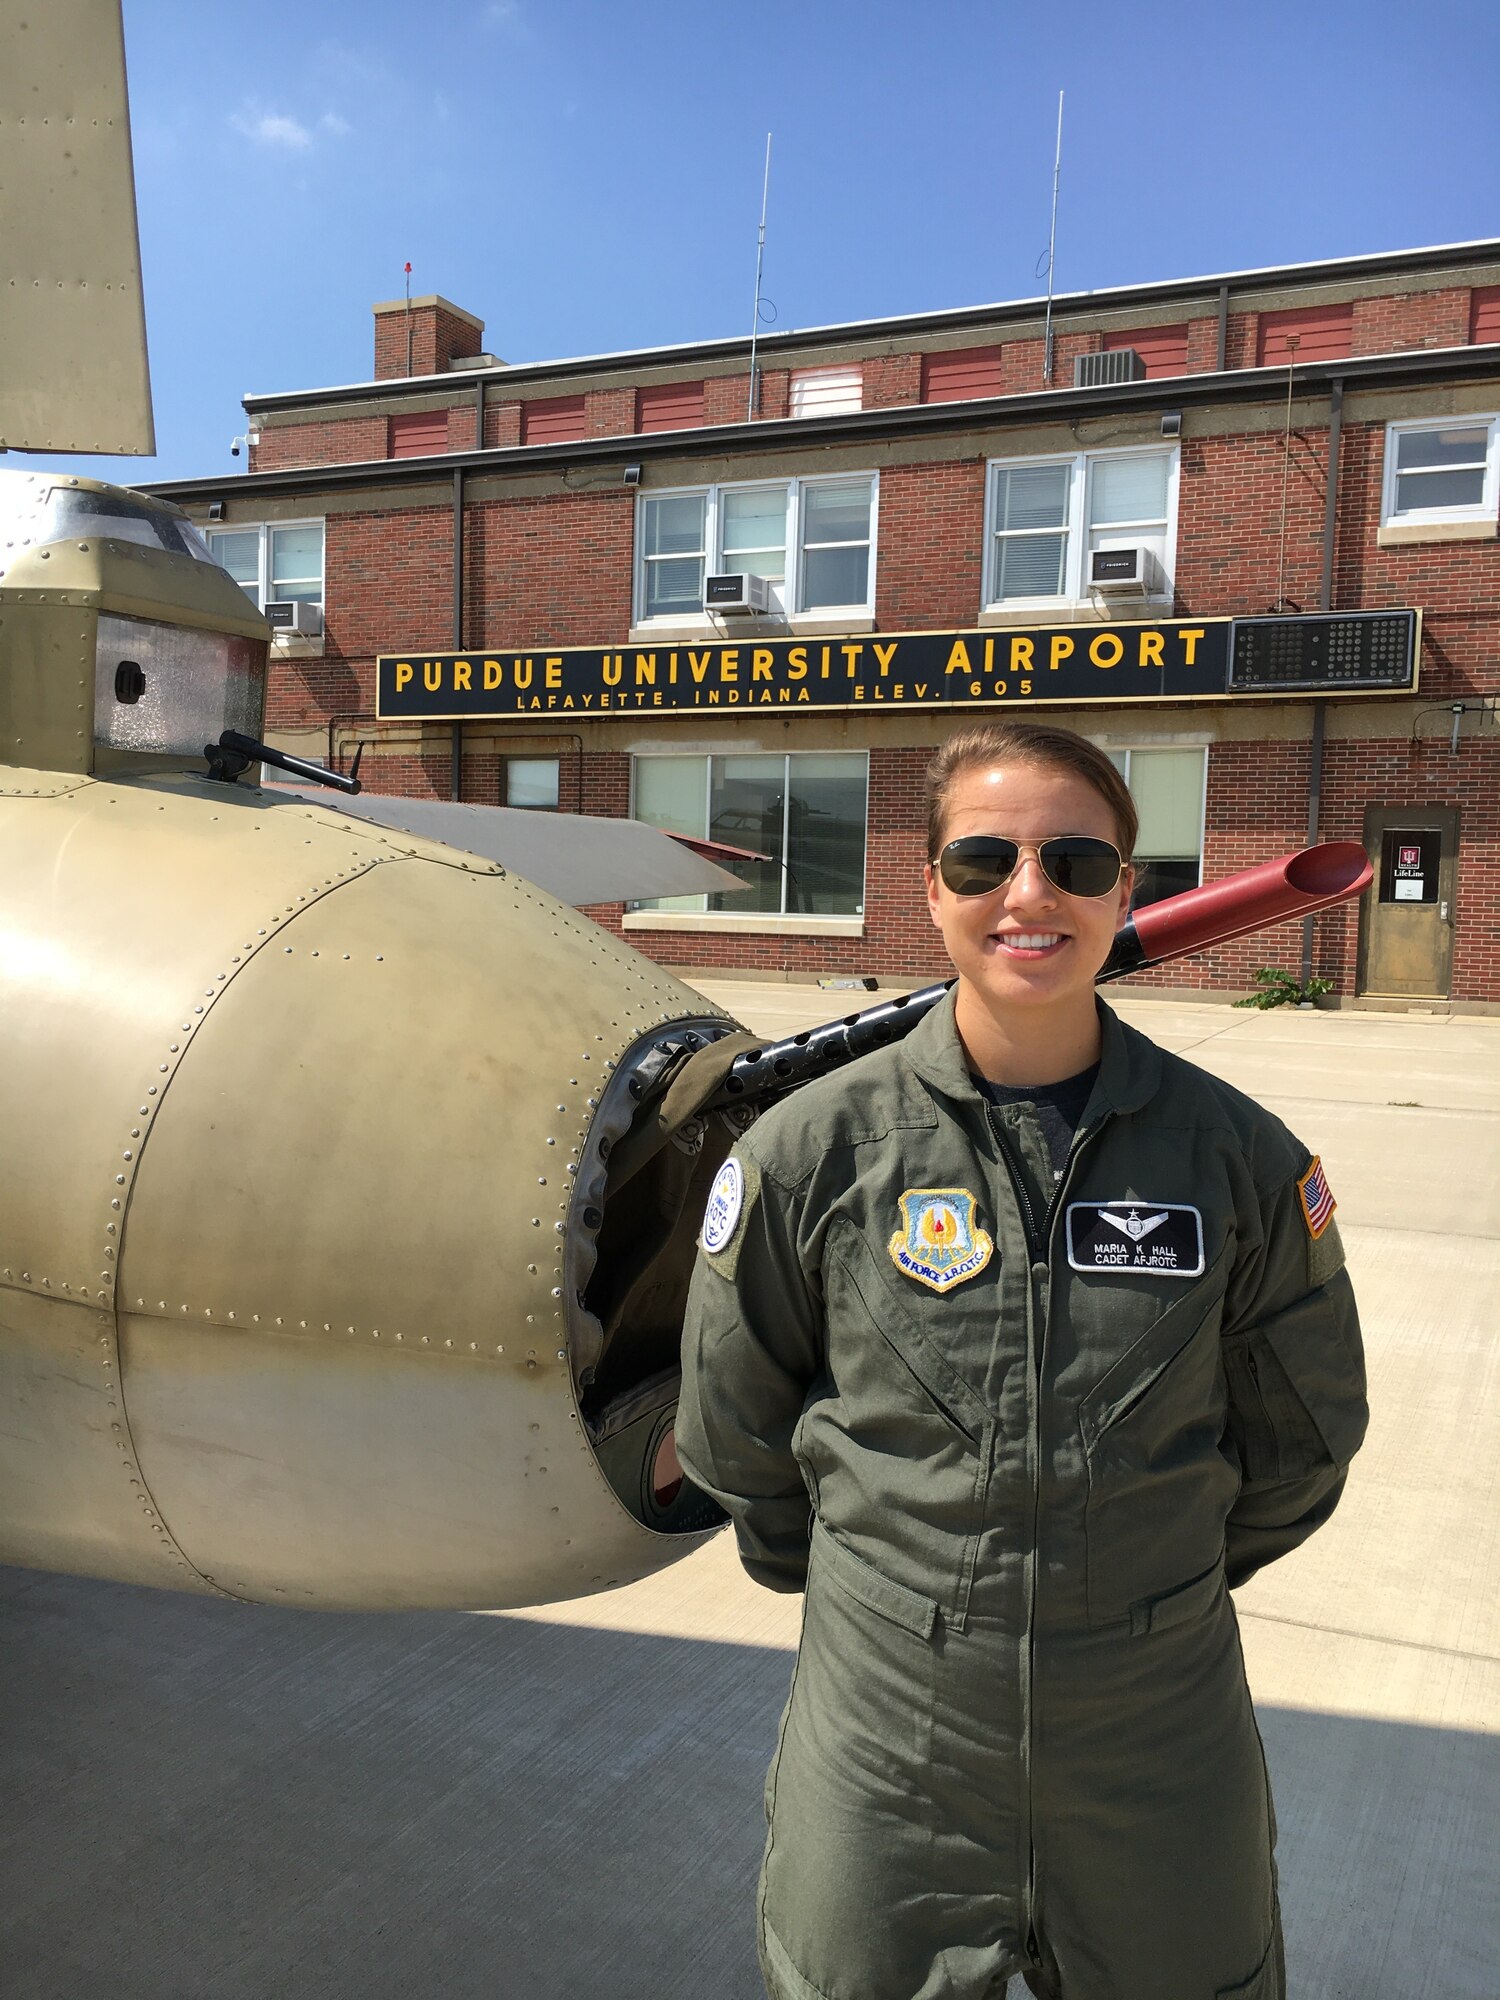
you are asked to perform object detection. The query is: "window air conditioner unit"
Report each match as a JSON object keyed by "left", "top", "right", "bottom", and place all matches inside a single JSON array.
[
  {"left": 1088, "top": 547, "right": 1158, "bottom": 597},
  {"left": 264, "top": 599, "right": 324, "bottom": 637},
  {"left": 1074, "top": 349, "right": 1147, "bottom": 388},
  {"left": 705, "top": 572, "right": 774, "bottom": 616}
]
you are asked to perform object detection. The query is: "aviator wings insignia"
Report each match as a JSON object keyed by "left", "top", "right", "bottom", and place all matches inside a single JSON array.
[{"left": 1101, "top": 1207, "right": 1168, "bottom": 1242}]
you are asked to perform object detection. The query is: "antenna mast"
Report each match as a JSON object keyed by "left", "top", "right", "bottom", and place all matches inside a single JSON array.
[
  {"left": 1042, "top": 92, "right": 1063, "bottom": 386},
  {"left": 747, "top": 133, "right": 772, "bottom": 421}
]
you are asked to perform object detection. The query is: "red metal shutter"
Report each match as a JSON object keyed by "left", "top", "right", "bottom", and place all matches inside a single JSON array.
[
  {"left": 389, "top": 412, "right": 450, "bottom": 457},
  {"left": 920, "top": 347, "right": 1004, "bottom": 402},
  {"left": 521, "top": 395, "right": 587, "bottom": 445},
  {"left": 1102, "top": 325, "right": 1190, "bottom": 377},
  {"left": 1470, "top": 287, "right": 1500, "bottom": 345},
  {"left": 636, "top": 382, "right": 706, "bottom": 432},
  {"left": 1256, "top": 303, "right": 1353, "bottom": 366}
]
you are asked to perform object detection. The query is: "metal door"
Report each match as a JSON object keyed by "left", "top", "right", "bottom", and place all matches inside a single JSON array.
[{"left": 1357, "top": 805, "right": 1458, "bottom": 999}]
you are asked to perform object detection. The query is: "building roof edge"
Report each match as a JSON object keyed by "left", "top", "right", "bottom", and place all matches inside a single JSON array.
[
  {"left": 241, "top": 239, "right": 1500, "bottom": 415},
  {"left": 144, "top": 341, "right": 1500, "bottom": 505}
]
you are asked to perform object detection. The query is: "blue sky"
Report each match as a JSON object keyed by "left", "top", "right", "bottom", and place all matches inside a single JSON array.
[{"left": 49, "top": 0, "right": 1500, "bottom": 483}]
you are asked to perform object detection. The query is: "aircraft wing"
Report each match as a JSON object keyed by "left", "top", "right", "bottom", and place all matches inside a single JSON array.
[
  {"left": 268, "top": 790, "right": 749, "bottom": 905},
  {"left": 0, "top": 0, "right": 154, "bottom": 453}
]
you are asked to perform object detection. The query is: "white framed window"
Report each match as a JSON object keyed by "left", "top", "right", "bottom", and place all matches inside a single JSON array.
[
  {"left": 639, "top": 492, "right": 709, "bottom": 620},
  {"left": 789, "top": 365, "right": 863, "bottom": 418},
  {"left": 634, "top": 475, "right": 878, "bottom": 622},
  {"left": 720, "top": 485, "right": 788, "bottom": 594},
  {"left": 505, "top": 757, "right": 560, "bottom": 810},
  {"left": 630, "top": 751, "right": 868, "bottom": 916},
  {"left": 206, "top": 520, "right": 325, "bottom": 611},
  {"left": 983, "top": 447, "right": 1178, "bottom": 611},
  {"left": 1105, "top": 745, "right": 1206, "bottom": 911},
  {"left": 798, "top": 479, "right": 875, "bottom": 611},
  {"left": 1381, "top": 415, "right": 1500, "bottom": 527}
]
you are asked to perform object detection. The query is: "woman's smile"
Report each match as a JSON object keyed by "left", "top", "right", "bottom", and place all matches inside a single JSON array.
[{"left": 989, "top": 930, "right": 1070, "bottom": 958}]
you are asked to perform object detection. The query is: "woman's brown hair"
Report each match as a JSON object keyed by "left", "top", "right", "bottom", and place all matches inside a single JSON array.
[{"left": 923, "top": 721, "right": 1139, "bottom": 861}]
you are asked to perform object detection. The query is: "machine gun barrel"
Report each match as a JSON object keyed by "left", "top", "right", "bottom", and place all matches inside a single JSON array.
[
  {"left": 708, "top": 839, "right": 1373, "bottom": 1111},
  {"left": 204, "top": 730, "right": 364, "bottom": 793},
  {"left": 1103, "top": 840, "right": 1372, "bottom": 978}
]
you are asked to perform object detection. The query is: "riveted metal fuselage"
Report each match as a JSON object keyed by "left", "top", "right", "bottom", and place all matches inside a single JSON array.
[{"left": 0, "top": 767, "right": 733, "bottom": 1608}]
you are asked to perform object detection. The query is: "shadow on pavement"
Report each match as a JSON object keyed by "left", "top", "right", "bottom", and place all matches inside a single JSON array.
[{"left": 1, "top": 1570, "right": 1494, "bottom": 1999}]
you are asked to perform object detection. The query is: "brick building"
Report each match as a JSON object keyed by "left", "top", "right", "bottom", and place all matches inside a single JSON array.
[{"left": 147, "top": 243, "right": 1500, "bottom": 1008}]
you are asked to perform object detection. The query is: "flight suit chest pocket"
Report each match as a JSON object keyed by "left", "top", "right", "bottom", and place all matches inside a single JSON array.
[
  {"left": 1078, "top": 1253, "right": 1238, "bottom": 1629},
  {"left": 825, "top": 1218, "right": 996, "bottom": 1432},
  {"left": 807, "top": 1221, "right": 994, "bottom": 1629}
]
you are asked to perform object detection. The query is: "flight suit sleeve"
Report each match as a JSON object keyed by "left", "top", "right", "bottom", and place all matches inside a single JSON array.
[
  {"left": 1220, "top": 1158, "right": 1368, "bottom": 1589},
  {"left": 675, "top": 1147, "right": 823, "bottom": 1595}
]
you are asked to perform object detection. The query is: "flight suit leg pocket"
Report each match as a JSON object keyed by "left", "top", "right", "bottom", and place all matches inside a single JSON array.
[
  {"left": 1216, "top": 1926, "right": 1283, "bottom": 1998},
  {"left": 758, "top": 1522, "right": 942, "bottom": 2000},
  {"left": 1128, "top": 1560, "right": 1225, "bottom": 1637},
  {"left": 762, "top": 1592, "right": 809, "bottom": 1828},
  {"left": 810, "top": 1516, "right": 939, "bottom": 1637}
]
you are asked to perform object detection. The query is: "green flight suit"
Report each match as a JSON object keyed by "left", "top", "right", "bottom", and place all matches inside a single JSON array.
[{"left": 676, "top": 991, "right": 1366, "bottom": 2000}]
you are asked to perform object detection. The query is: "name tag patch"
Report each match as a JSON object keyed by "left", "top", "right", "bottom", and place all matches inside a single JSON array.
[{"left": 1066, "top": 1201, "right": 1205, "bottom": 1277}]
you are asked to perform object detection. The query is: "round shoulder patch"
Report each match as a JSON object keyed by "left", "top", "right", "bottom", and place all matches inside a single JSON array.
[{"left": 701, "top": 1157, "right": 746, "bottom": 1255}]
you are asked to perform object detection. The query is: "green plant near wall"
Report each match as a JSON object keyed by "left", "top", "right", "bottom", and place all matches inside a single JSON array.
[{"left": 1234, "top": 967, "right": 1335, "bottom": 1010}]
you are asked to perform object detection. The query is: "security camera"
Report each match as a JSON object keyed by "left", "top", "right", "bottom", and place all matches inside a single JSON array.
[
  {"left": 230, "top": 442, "right": 240, "bottom": 458},
  {"left": 230, "top": 434, "right": 249, "bottom": 458}
]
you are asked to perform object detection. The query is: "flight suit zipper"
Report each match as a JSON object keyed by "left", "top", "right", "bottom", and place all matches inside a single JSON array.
[{"left": 987, "top": 1103, "right": 1109, "bottom": 1971}]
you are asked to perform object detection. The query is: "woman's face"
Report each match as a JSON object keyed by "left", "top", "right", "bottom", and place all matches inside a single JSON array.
[{"left": 923, "top": 759, "right": 1134, "bottom": 1016}]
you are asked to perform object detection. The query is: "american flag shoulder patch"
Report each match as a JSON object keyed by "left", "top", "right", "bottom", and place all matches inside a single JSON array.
[{"left": 1297, "top": 1155, "right": 1337, "bottom": 1239}]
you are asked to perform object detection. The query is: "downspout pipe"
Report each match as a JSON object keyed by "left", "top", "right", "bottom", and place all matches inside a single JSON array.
[
  {"left": 1215, "top": 284, "right": 1230, "bottom": 372},
  {"left": 1301, "top": 377, "right": 1343, "bottom": 988},
  {"left": 451, "top": 465, "right": 465, "bottom": 802},
  {"left": 1320, "top": 379, "right": 1344, "bottom": 613},
  {"left": 1300, "top": 703, "right": 1327, "bottom": 990}
]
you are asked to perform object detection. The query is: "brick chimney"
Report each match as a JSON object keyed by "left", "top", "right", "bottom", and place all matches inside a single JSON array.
[{"left": 373, "top": 295, "right": 485, "bottom": 380}]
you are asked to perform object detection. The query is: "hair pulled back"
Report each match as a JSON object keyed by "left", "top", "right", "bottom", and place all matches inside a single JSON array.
[{"left": 923, "top": 721, "right": 1138, "bottom": 862}]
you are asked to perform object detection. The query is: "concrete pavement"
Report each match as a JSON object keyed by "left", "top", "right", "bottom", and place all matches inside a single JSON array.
[{"left": 0, "top": 990, "right": 1495, "bottom": 1997}]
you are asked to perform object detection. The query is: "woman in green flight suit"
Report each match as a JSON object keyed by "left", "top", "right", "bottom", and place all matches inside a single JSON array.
[{"left": 676, "top": 720, "right": 1367, "bottom": 2000}]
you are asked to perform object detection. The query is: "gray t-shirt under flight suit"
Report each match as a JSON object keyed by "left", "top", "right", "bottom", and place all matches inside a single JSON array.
[{"left": 975, "top": 1065, "right": 1098, "bottom": 1252}]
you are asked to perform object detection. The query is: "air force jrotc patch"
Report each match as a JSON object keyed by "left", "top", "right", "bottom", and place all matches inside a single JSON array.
[
  {"left": 701, "top": 1157, "right": 746, "bottom": 1255},
  {"left": 888, "top": 1188, "right": 994, "bottom": 1294},
  {"left": 1066, "top": 1200, "right": 1205, "bottom": 1277}
]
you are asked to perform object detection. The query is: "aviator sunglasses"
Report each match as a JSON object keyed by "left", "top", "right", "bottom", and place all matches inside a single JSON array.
[{"left": 937, "top": 834, "right": 1125, "bottom": 900}]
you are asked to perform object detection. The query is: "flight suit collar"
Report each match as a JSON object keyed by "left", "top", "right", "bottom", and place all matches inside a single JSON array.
[{"left": 900, "top": 983, "right": 1162, "bottom": 1125}]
